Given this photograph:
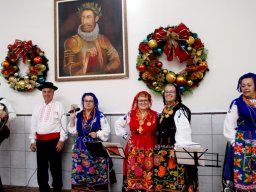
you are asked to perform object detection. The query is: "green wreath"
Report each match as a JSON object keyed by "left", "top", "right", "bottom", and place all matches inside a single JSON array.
[
  {"left": 1, "top": 39, "right": 48, "bottom": 92},
  {"left": 136, "top": 23, "right": 209, "bottom": 95}
]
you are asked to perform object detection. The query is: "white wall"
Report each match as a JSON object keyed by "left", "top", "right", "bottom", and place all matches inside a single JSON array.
[{"left": 0, "top": 0, "right": 255, "bottom": 114}]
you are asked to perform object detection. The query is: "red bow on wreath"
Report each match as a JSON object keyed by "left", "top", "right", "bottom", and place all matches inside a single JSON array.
[
  {"left": 153, "top": 23, "right": 190, "bottom": 63},
  {"left": 8, "top": 39, "right": 33, "bottom": 63}
]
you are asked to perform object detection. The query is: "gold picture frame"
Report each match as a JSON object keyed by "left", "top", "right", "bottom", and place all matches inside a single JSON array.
[{"left": 54, "top": 0, "right": 128, "bottom": 81}]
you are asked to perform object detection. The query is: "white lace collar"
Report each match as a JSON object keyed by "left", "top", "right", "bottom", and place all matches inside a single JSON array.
[{"left": 77, "top": 23, "right": 99, "bottom": 41}]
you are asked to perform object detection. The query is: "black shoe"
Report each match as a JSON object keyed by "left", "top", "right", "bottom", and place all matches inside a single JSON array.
[
  {"left": 40, "top": 188, "right": 51, "bottom": 192},
  {"left": 52, "top": 189, "right": 62, "bottom": 192}
]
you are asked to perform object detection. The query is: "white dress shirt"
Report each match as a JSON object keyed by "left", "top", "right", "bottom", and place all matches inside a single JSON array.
[{"left": 29, "top": 100, "right": 67, "bottom": 143}]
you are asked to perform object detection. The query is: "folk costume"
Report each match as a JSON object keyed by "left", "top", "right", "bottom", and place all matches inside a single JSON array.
[
  {"left": 115, "top": 91, "right": 158, "bottom": 191},
  {"left": 68, "top": 93, "right": 116, "bottom": 191},
  {"left": 154, "top": 102, "right": 199, "bottom": 192},
  {"left": 29, "top": 82, "right": 67, "bottom": 192},
  {"left": 223, "top": 73, "right": 256, "bottom": 192}
]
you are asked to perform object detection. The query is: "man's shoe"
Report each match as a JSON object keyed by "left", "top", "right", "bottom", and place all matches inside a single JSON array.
[{"left": 52, "top": 188, "right": 62, "bottom": 192}]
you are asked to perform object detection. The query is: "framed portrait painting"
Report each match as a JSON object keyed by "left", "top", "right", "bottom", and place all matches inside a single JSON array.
[{"left": 54, "top": 0, "right": 128, "bottom": 81}]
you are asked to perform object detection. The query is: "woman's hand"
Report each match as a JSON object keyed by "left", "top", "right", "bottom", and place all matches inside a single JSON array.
[
  {"left": 89, "top": 131, "right": 97, "bottom": 138},
  {"left": 0, "top": 110, "right": 7, "bottom": 119},
  {"left": 70, "top": 112, "right": 76, "bottom": 127},
  {"left": 70, "top": 112, "right": 76, "bottom": 119}
]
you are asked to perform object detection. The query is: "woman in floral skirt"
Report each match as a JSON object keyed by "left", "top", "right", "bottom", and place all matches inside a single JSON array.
[
  {"left": 68, "top": 92, "right": 116, "bottom": 191},
  {"left": 223, "top": 73, "right": 256, "bottom": 192},
  {"left": 154, "top": 83, "right": 199, "bottom": 192},
  {"left": 115, "top": 91, "right": 158, "bottom": 191}
]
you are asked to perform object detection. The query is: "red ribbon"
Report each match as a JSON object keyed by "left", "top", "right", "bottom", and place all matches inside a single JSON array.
[
  {"left": 153, "top": 27, "right": 168, "bottom": 42},
  {"left": 9, "top": 39, "right": 32, "bottom": 63},
  {"left": 153, "top": 23, "right": 190, "bottom": 63}
]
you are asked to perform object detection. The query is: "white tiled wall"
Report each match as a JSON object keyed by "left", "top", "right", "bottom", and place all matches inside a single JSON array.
[{"left": 0, "top": 113, "right": 226, "bottom": 191}]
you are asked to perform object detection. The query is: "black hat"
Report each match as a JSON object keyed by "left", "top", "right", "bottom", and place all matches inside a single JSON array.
[{"left": 38, "top": 82, "right": 58, "bottom": 91}]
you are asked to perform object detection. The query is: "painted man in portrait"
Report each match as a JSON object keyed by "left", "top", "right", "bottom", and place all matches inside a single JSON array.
[{"left": 63, "top": 2, "right": 121, "bottom": 76}]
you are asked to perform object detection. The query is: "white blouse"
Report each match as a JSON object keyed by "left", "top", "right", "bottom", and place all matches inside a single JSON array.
[
  {"left": 174, "top": 109, "right": 193, "bottom": 145},
  {"left": 223, "top": 102, "right": 239, "bottom": 144}
]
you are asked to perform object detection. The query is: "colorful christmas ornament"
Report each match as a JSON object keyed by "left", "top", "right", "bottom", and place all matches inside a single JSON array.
[
  {"left": 137, "top": 64, "right": 146, "bottom": 72},
  {"left": 176, "top": 75, "right": 186, "bottom": 85},
  {"left": 2, "top": 61, "right": 10, "bottom": 68},
  {"left": 187, "top": 80, "right": 193, "bottom": 86},
  {"left": 33, "top": 56, "right": 42, "bottom": 64},
  {"left": 156, "top": 61, "right": 163, "bottom": 68},
  {"left": 166, "top": 72, "right": 176, "bottom": 83},
  {"left": 152, "top": 82, "right": 158, "bottom": 87},
  {"left": 148, "top": 39, "right": 158, "bottom": 48}
]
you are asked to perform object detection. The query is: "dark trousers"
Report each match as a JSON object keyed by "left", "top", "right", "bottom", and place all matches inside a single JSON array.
[
  {"left": 0, "top": 127, "right": 9, "bottom": 192},
  {"left": 0, "top": 177, "right": 3, "bottom": 192},
  {"left": 36, "top": 139, "right": 63, "bottom": 192},
  {"left": 0, "top": 126, "right": 10, "bottom": 144}
]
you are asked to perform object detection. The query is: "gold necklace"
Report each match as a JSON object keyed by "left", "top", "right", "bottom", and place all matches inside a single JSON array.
[
  {"left": 137, "top": 110, "right": 148, "bottom": 134},
  {"left": 159, "top": 102, "right": 178, "bottom": 123},
  {"left": 243, "top": 96, "right": 256, "bottom": 108},
  {"left": 82, "top": 110, "right": 96, "bottom": 133}
]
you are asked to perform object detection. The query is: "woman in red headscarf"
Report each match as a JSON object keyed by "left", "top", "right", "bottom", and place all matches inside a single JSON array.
[{"left": 115, "top": 91, "right": 158, "bottom": 192}]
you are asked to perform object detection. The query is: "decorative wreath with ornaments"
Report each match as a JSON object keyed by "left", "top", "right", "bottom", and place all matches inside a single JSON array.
[
  {"left": 136, "top": 23, "right": 209, "bottom": 95},
  {"left": 1, "top": 39, "right": 48, "bottom": 92}
]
